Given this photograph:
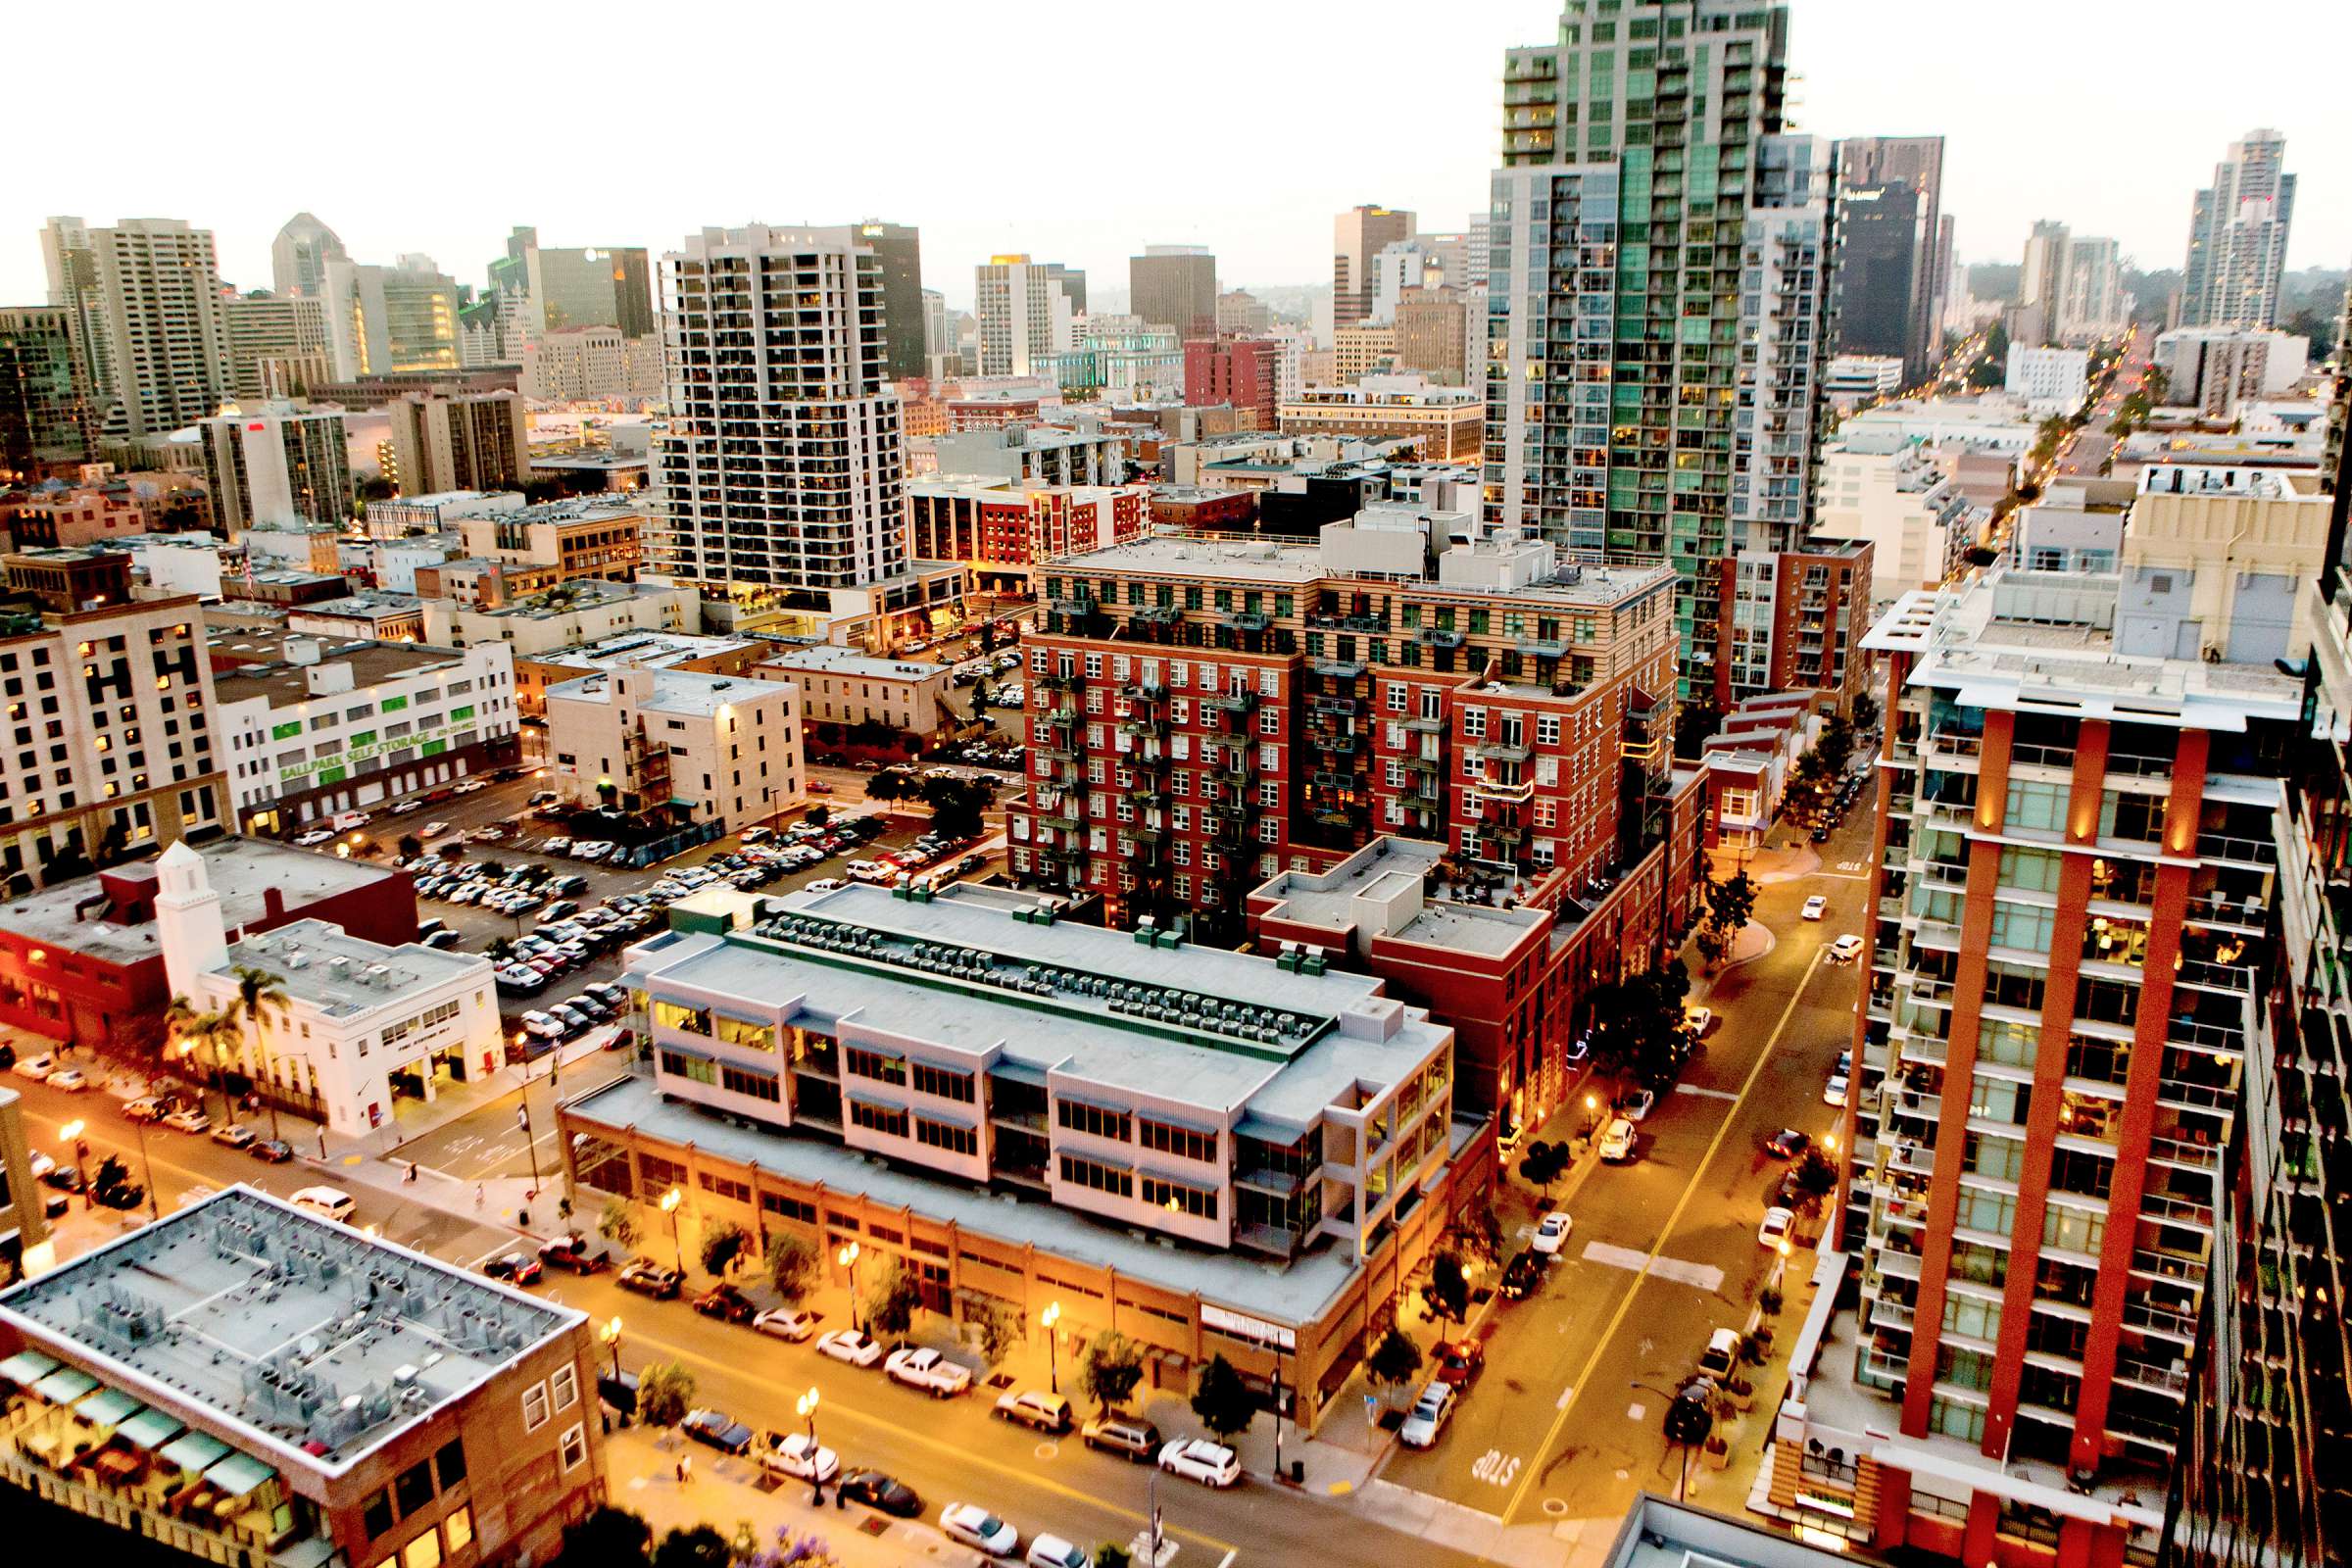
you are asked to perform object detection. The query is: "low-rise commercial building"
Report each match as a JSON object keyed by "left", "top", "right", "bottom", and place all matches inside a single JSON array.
[
  {"left": 418, "top": 579, "right": 699, "bottom": 656},
  {"left": 287, "top": 593, "right": 428, "bottom": 644},
  {"left": 0, "top": 835, "right": 414, "bottom": 1062},
  {"left": 1699, "top": 692, "right": 1819, "bottom": 848},
  {"left": 905, "top": 478, "right": 1150, "bottom": 591},
  {"left": 510, "top": 630, "right": 766, "bottom": 719},
  {"left": 545, "top": 667, "right": 802, "bottom": 831},
  {"left": 364, "top": 490, "right": 524, "bottom": 538},
  {"left": 455, "top": 499, "right": 642, "bottom": 584},
  {"left": 210, "top": 627, "right": 519, "bottom": 833},
  {"left": 0, "top": 1186, "right": 602, "bottom": 1566},
  {"left": 2004, "top": 344, "right": 2090, "bottom": 415},
  {"left": 1278, "top": 377, "right": 1483, "bottom": 461},
  {"left": 755, "top": 643, "right": 954, "bottom": 750},
  {"left": 926, "top": 424, "right": 1123, "bottom": 488},
  {"left": 1813, "top": 429, "right": 1976, "bottom": 607},
  {"left": 2005, "top": 477, "right": 2132, "bottom": 574},
  {"left": 1826, "top": 354, "right": 1904, "bottom": 411},
  {"left": 562, "top": 878, "right": 1491, "bottom": 1432}
]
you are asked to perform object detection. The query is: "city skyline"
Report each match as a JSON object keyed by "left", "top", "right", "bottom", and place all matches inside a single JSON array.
[{"left": 3, "top": 0, "right": 2345, "bottom": 311}]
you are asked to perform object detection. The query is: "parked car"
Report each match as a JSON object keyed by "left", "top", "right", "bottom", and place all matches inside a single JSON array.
[
  {"left": 598, "top": 1371, "right": 640, "bottom": 1420},
  {"left": 814, "top": 1328, "right": 883, "bottom": 1367},
  {"left": 1157, "top": 1437, "right": 1241, "bottom": 1488},
  {"left": 1697, "top": 1327, "right": 1741, "bottom": 1380},
  {"left": 1398, "top": 1381, "right": 1457, "bottom": 1449},
  {"left": 209, "top": 1123, "right": 256, "bottom": 1150},
  {"left": 1025, "top": 1537, "right": 1090, "bottom": 1568},
  {"left": 1079, "top": 1414, "right": 1161, "bottom": 1461},
  {"left": 1598, "top": 1117, "right": 1639, "bottom": 1163},
  {"left": 940, "top": 1503, "right": 1019, "bottom": 1557},
  {"left": 11, "top": 1053, "right": 56, "bottom": 1081},
  {"left": 884, "top": 1346, "right": 972, "bottom": 1397},
  {"left": 752, "top": 1306, "right": 816, "bottom": 1342},
  {"left": 1531, "top": 1211, "right": 1575, "bottom": 1255},
  {"left": 993, "top": 1391, "right": 1072, "bottom": 1433},
  {"left": 1434, "top": 1340, "right": 1486, "bottom": 1387},
  {"left": 1499, "top": 1250, "right": 1546, "bottom": 1299},
  {"left": 162, "top": 1107, "right": 211, "bottom": 1134},
  {"left": 1800, "top": 895, "right": 1828, "bottom": 920},
  {"left": 693, "top": 1285, "right": 757, "bottom": 1324},
  {"left": 753, "top": 1430, "right": 839, "bottom": 1484},
  {"left": 46, "top": 1067, "right": 89, "bottom": 1093},
  {"left": 1683, "top": 1005, "right": 1713, "bottom": 1037},
  {"left": 483, "top": 1252, "right": 544, "bottom": 1286},
  {"left": 123, "top": 1096, "right": 168, "bottom": 1122},
  {"left": 681, "top": 1408, "right": 756, "bottom": 1455},
  {"left": 538, "top": 1235, "right": 610, "bottom": 1273},
  {"left": 1621, "top": 1088, "right": 1657, "bottom": 1122},
  {"left": 1823, "top": 1073, "right": 1850, "bottom": 1107},
  {"left": 1829, "top": 933, "right": 1865, "bottom": 962},
  {"left": 1758, "top": 1206, "right": 1796, "bottom": 1250},
  {"left": 837, "top": 1470, "right": 923, "bottom": 1517},
  {"left": 1763, "top": 1128, "right": 1811, "bottom": 1160},
  {"left": 616, "top": 1257, "right": 684, "bottom": 1298},
  {"left": 248, "top": 1138, "right": 296, "bottom": 1164}
]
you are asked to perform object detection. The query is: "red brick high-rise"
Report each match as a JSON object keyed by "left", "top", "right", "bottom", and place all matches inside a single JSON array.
[{"left": 1183, "top": 337, "right": 1278, "bottom": 431}]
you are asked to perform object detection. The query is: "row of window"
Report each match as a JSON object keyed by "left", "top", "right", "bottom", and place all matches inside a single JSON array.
[
  {"left": 1058, "top": 1153, "right": 1132, "bottom": 1198},
  {"left": 1057, "top": 1100, "right": 1130, "bottom": 1142}
]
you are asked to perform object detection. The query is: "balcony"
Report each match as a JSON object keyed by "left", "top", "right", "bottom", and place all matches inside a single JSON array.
[
  {"left": 1311, "top": 658, "right": 1366, "bottom": 678},
  {"left": 1470, "top": 776, "right": 1535, "bottom": 804},
  {"left": 1309, "top": 695, "right": 1361, "bottom": 718},
  {"left": 2112, "top": 1355, "right": 2191, "bottom": 1397},
  {"left": 1224, "top": 611, "right": 1272, "bottom": 633},
  {"left": 1472, "top": 740, "right": 1532, "bottom": 765},
  {"left": 1419, "top": 626, "right": 1465, "bottom": 649},
  {"left": 2197, "top": 831, "right": 2277, "bottom": 866},
  {"left": 2145, "top": 1132, "right": 2220, "bottom": 1171},
  {"left": 1202, "top": 691, "right": 1259, "bottom": 715}
]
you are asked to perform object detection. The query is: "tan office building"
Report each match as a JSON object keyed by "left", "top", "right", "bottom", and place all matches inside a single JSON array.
[{"left": 546, "top": 666, "right": 802, "bottom": 829}]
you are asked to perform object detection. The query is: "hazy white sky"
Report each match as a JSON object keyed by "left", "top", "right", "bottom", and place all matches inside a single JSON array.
[{"left": 7, "top": 0, "right": 2345, "bottom": 308}]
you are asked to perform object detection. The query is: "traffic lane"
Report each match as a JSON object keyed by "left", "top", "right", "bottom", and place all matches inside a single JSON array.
[
  {"left": 397, "top": 1048, "right": 630, "bottom": 1185},
  {"left": 564, "top": 1274, "right": 1493, "bottom": 1568}
]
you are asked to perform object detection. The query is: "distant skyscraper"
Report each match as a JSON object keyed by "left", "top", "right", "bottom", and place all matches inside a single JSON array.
[
  {"left": 1333, "top": 206, "right": 1413, "bottom": 328},
  {"left": 487, "top": 226, "right": 655, "bottom": 340},
  {"left": 974, "top": 256, "right": 1078, "bottom": 378},
  {"left": 1129, "top": 245, "right": 1217, "bottom": 341},
  {"left": 652, "top": 225, "right": 906, "bottom": 592},
  {"left": 0, "top": 307, "right": 91, "bottom": 474},
  {"left": 41, "top": 217, "right": 232, "bottom": 439},
  {"left": 384, "top": 391, "right": 529, "bottom": 496},
  {"left": 220, "top": 294, "right": 333, "bottom": 401},
  {"left": 2181, "top": 128, "right": 2295, "bottom": 328},
  {"left": 2009, "top": 219, "right": 2074, "bottom": 347},
  {"left": 270, "top": 213, "right": 347, "bottom": 298},
  {"left": 856, "top": 221, "right": 925, "bottom": 383},
  {"left": 1833, "top": 136, "right": 1945, "bottom": 381},
  {"left": 1729, "top": 135, "right": 1839, "bottom": 553},
  {"left": 1834, "top": 181, "right": 1926, "bottom": 371},
  {"left": 2057, "top": 235, "right": 2128, "bottom": 344},
  {"left": 320, "top": 257, "right": 461, "bottom": 380},
  {"left": 1487, "top": 2, "right": 1816, "bottom": 696}
]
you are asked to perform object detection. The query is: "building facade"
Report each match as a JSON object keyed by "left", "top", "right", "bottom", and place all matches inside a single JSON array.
[
  {"left": 455, "top": 499, "right": 643, "bottom": 584},
  {"left": 0, "top": 308, "right": 91, "bottom": 476},
  {"left": 755, "top": 644, "right": 953, "bottom": 746},
  {"left": 220, "top": 294, "right": 334, "bottom": 401},
  {"left": 652, "top": 226, "right": 907, "bottom": 592},
  {"left": 1278, "top": 379, "right": 1484, "bottom": 461},
  {"left": 1835, "top": 135, "right": 1947, "bottom": 384},
  {"left": 2180, "top": 129, "right": 2295, "bottom": 330},
  {"left": 321, "top": 259, "right": 462, "bottom": 381},
  {"left": 1334, "top": 206, "right": 1414, "bottom": 328},
  {"left": 1183, "top": 338, "right": 1277, "bottom": 430},
  {"left": 1814, "top": 428, "right": 1977, "bottom": 607},
  {"left": 545, "top": 666, "right": 802, "bottom": 831},
  {"left": 1715, "top": 538, "right": 1874, "bottom": 710},
  {"left": 196, "top": 406, "right": 352, "bottom": 534},
  {"left": 974, "top": 257, "right": 1079, "bottom": 379},
  {"left": 41, "top": 218, "right": 231, "bottom": 442},
  {"left": 1130, "top": 246, "right": 1217, "bottom": 341},
  {"left": 270, "top": 212, "right": 347, "bottom": 298},
  {"left": 386, "top": 392, "right": 530, "bottom": 497}
]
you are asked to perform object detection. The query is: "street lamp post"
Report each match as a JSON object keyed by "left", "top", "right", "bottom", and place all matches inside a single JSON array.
[
  {"left": 795, "top": 1389, "right": 822, "bottom": 1504},
  {"left": 837, "top": 1241, "right": 861, "bottom": 1334},
  {"left": 660, "top": 1187, "right": 684, "bottom": 1276},
  {"left": 1633, "top": 1381, "right": 1694, "bottom": 1503},
  {"left": 601, "top": 1316, "right": 623, "bottom": 1379},
  {"left": 1040, "top": 1301, "right": 1061, "bottom": 1395},
  {"left": 59, "top": 1120, "right": 88, "bottom": 1209},
  {"left": 516, "top": 1099, "right": 541, "bottom": 1202},
  {"left": 128, "top": 1111, "right": 159, "bottom": 1219}
]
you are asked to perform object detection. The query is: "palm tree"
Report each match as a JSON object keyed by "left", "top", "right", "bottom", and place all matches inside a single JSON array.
[
  {"left": 232, "top": 967, "right": 293, "bottom": 1140},
  {"left": 164, "top": 995, "right": 212, "bottom": 1116}
]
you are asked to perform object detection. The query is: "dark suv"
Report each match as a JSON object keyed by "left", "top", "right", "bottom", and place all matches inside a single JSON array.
[{"left": 1499, "top": 1250, "right": 1546, "bottom": 1300}]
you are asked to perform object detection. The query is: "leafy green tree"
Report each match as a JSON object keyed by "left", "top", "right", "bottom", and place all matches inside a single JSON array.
[
  {"left": 1518, "top": 1140, "right": 1570, "bottom": 1200},
  {"left": 1788, "top": 1146, "right": 1840, "bottom": 1216},
  {"left": 1190, "top": 1353, "right": 1255, "bottom": 1443},
  {"left": 599, "top": 1198, "right": 640, "bottom": 1251},
  {"left": 919, "top": 775, "right": 995, "bottom": 840},
  {"left": 863, "top": 1256, "right": 923, "bottom": 1339},
  {"left": 700, "top": 1220, "right": 750, "bottom": 1278},
  {"left": 651, "top": 1526, "right": 730, "bottom": 1568},
  {"left": 561, "top": 1506, "right": 653, "bottom": 1568},
  {"left": 1816, "top": 715, "right": 1855, "bottom": 777},
  {"left": 1367, "top": 1326, "right": 1423, "bottom": 1401},
  {"left": 1080, "top": 1330, "right": 1145, "bottom": 1414},
  {"left": 1422, "top": 1250, "right": 1471, "bottom": 1324},
  {"left": 863, "top": 768, "right": 916, "bottom": 804},
  {"left": 397, "top": 833, "right": 423, "bottom": 859},
  {"left": 635, "top": 1360, "right": 695, "bottom": 1431},
  {"left": 805, "top": 805, "right": 831, "bottom": 828},
  {"left": 968, "top": 1298, "right": 1022, "bottom": 1369},
  {"left": 767, "top": 1233, "right": 818, "bottom": 1303},
  {"left": 1706, "top": 871, "right": 1757, "bottom": 942},
  {"left": 1850, "top": 692, "right": 1879, "bottom": 732}
]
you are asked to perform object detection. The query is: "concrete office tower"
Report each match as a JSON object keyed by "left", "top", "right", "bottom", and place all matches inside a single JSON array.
[
  {"left": 2007, "top": 219, "right": 2074, "bottom": 348},
  {"left": 2181, "top": 128, "right": 2296, "bottom": 328},
  {"left": 1835, "top": 136, "right": 1945, "bottom": 381},
  {"left": 1130, "top": 244, "right": 1218, "bottom": 341},
  {"left": 0, "top": 308, "right": 91, "bottom": 474},
  {"left": 652, "top": 225, "right": 906, "bottom": 591},
  {"left": 920, "top": 288, "right": 955, "bottom": 379},
  {"left": 40, "top": 218, "right": 232, "bottom": 441},
  {"left": 1467, "top": 215, "right": 1491, "bottom": 289},
  {"left": 1488, "top": 2, "right": 1807, "bottom": 699},
  {"left": 1333, "top": 205, "right": 1414, "bottom": 327},
  {"left": 320, "top": 256, "right": 461, "bottom": 379},
  {"left": 196, "top": 404, "right": 352, "bottom": 532},
  {"left": 974, "top": 255, "right": 1079, "bottom": 377},
  {"left": 1794, "top": 482, "right": 2332, "bottom": 1567},
  {"left": 854, "top": 221, "right": 924, "bottom": 382},
  {"left": 1836, "top": 182, "right": 1927, "bottom": 374},
  {"left": 270, "top": 212, "right": 347, "bottom": 298},
  {"left": 385, "top": 390, "right": 529, "bottom": 496},
  {"left": 220, "top": 293, "right": 333, "bottom": 400},
  {"left": 487, "top": 226, "right": 656, "bottom": 340}
]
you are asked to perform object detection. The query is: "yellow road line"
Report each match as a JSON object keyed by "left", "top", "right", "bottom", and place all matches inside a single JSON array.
[
  {"left": 620, "top": 1326, "right": 1242, "bottom": 1557},
  {"left": 1499, "top": 949, "right": 1829, "bottom": 1525}
]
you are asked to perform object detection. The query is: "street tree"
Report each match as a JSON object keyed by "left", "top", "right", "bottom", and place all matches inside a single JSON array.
[
  {"left": 652, "top": 1526, "right": 731, "bottom": 1568},
  {"left": 562, "top": 1506, "right": 654, "bottom": 1568},
  {"left": 397, "top": 833, "right": 422, "bottom": 860},
  {"left": 598, "top": 1198, "right": 640, "bottom": 1250},
  {"left": 1518, "top": 1140, "right": 1571, "bottom": 1200},
  {"left": 1423, "top": 1251, "right": 1471, "bottom": 1324},
  {"left": 1850, "top": 692, "right": 1880, "bottom": 732},
  {"left": 699, "top": 1220, "right": 750, "bottom": 1278},
  {"left": 1817, "top": 715, "right": 1855, "bottom": 777},
  {"left": 1190, "top": 1354, "right": 1256, "bottom": 1443},
  {"left": 863, "top": 1256, "right": 923, "bottom": 1339},
  {"left": 968, "top": 1298, "right": 1022, "bottom": 1369},
  {"left": 1080, "top": 1331, "right": 1145, "bottom": 1414},
  {"left": 1707, "top": 871, "right": 1757, "bottom": 943},
  {"left": 634, "top": 1360, "right": 695, "bottom": 1431},
  {"left": 767, "top": 1234, "right": 818, "bottom": 1303},
  {"left": 1367, "top": 1326, "right": 1423, "bottom": 1403},
  {"left": 919, "top": 775, "right": 995, "bottom": 840},
  {"left": 863, "top": 769, "right": 916, "bottom": 804}
]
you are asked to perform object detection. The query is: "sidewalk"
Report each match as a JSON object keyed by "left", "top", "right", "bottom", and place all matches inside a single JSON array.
[{"left": 601, "top": 1424, "right": 985, "bottom": 1568}]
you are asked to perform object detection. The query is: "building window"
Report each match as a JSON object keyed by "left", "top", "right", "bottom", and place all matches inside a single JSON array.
[
  {"left": 403, "top": 1529, "right": 443, "bottom": 1568},
  {"left": 914, "top": 1116, "right": 978, "bottom": 1156},
  {"left": 910, "top": 1061, "right": 974, "bottom": 1102},
  {"left": 1140, "top": 1118, "right": 1217, "bottom": 1162},
  {"left": 1057, "top": 1153, "right": 1133, "bottom": 1198},
  {"left": 550, "top": 1364, "right": 578, "bottom": 1411},
  {"left": 442, "top": 1506, "right": 473, "bottom": 1555},
  {"left": 1141, "top": 1175, "right": 1218, "bottom": 1220},
  {"left": 434, "top": 1438, "right": 466, "bottom": 1490},
  {"left": 845, "top": 1048, "right": 907, "bottom": 1085},
  {"left": 849, "top": 1099, "right": 909, "bottom": 1139},
  {"left": 559, "top": 1423, "right": 587, "bottom": 1472},
  {"left": 522, "top": 1381, "right": 550, "bottom": 1431},
  {"left": 1056, "top": 1099, "right": 1131, "bottom": 1142}
]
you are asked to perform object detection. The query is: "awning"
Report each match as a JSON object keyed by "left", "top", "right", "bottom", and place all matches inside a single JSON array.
[
  {"left": 203, "top": 1451, "right": 279, "bottom": 1496},
  {"left": 160, "top": 1431, "right": 232, "bottom": 1472},
  {"left": 76, "top": 1388, "right": 142, "bottom": 1426},
  {"left": 0, "top": 1349, "right": 58, "bottom": 1384},
  {"left": 31, "top": 1368, "right": 97, "bottom": 1403},
  {"left": 118, "top": 1408, "right": 185, "bottom": 1450}
]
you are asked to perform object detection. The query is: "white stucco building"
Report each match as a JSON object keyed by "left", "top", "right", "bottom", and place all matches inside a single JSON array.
[
  {"left": 2003, "top": 344, "right": 2088, "bottom": 416},
  {"left": 1811, "top": 428, "right": 1978, "bottom": 607},
  {"left": 156, "top": 844, "right": 503, "bottom": 1134},
  {"left": 545, "top": 666, "right": 803, "bottom": 830}
]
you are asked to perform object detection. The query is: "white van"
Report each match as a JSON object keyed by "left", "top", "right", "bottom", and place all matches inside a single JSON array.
[
  {"left": 289, "top": 1186, "right": 357, "bottom": 1225},
  {"left": 329, "top": 811, "right": 370, "bottom": 832}
]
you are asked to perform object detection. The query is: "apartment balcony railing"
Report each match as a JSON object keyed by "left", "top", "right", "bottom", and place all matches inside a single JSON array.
[{"left": 2197, "top": 831, "right": 2278, "bottom": 866}]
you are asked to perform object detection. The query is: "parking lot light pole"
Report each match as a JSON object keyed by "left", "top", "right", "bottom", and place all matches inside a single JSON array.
[{"left": 1040, "top": 1301, "right": 1061, "bottom": 1393}]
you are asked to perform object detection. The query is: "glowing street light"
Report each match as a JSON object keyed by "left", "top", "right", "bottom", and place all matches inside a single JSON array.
[
  {"left": 795, "top": 1388, "right": 822, "bottom": 1501},
  {"left": 837, "top": 1241, "right": 861, "bottom": 1334},
  {"left": 59, "top": 1119, "right": 88, "bottom": 1209},
  {"left": 660, "top": 1187, "right": 684, "bottom": 1274},
  {"left": 600, "top": 1316, "right": 623, "bottom": 1378},
  {"left": 1040, "top": 1301, "right": 1062, "bottom": 1394}
]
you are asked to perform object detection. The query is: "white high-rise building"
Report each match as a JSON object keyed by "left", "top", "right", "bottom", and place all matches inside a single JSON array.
[
  {"left": 973, "top": 255, "right": 1077, "bottom": 377},
  {"left": 220, "top": 293, "right": 333, "bottom": 401},
  {"left": 1730, "top": 134, "right": 1839, "bottom": 553},
  {"left": 2004, "top": 344, "right": 2090, "bottom": 414},
  {"left": 270, "top": 213, "right": 347, "bottom": 298},
  {"left": 2056, "top": 234, "right": 2127, "bottom": 344},
  {"left": 40, "top": 217, "right": 232, "bottom": 440},
  {"left": 320, "top": 257, "right": 462, "bottom": 379},
  {"left": 652, "top": 225, "right": 906, "bottom": 591},
  {"left": 2181, "top": 128, "right": 2295, "bottom": 328}
]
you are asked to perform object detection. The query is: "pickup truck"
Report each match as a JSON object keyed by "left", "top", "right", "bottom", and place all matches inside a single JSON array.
[{"left": 882, "top": 1347, "right": 971, "bottom": 1397}]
